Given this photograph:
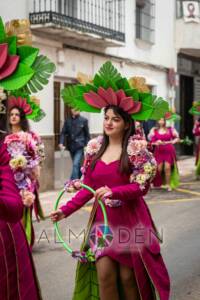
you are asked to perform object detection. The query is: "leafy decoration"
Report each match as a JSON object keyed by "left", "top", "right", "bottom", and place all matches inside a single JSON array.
[
  {"left": 62, "top": 86, "right": 100, "bottom": 113},
  {"left": 98, "top": 61, "right": 122, "bottom": 84},
  {"left": 0, "top": 63, "right": 34, "bottom": 91},
  {"left": 61, "top": 60, "right": 169, "bottom": 120},
  {"left": 22, "top": 55, "right": 56, "bottom": 94},
  {"left": 0, "top": 17, "right": 6, "bottom": 43},
  {"left": 17, "top": 45, "right": 39, "bottom": 66},
  {"left": 6, "top": 36, "right": 17, "bottom": 55}
]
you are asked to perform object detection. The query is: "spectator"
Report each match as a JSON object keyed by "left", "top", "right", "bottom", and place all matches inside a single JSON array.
[{"left": 59, "top": 109, "right": 90, "bottom": 179}]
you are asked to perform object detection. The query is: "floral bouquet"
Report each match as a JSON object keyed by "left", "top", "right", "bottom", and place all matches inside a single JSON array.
[{"left": 4, "top": 131, "right": 40, "bottom": 192}]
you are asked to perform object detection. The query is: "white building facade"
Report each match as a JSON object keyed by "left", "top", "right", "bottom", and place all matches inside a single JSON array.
[{"left": 0, "top": 0, "right": 177, "bottom": 190}]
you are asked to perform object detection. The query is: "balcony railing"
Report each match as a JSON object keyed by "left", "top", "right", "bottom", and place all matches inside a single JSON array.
[{"left": 29, "top": 0, "right": 125, "bottom": 42}]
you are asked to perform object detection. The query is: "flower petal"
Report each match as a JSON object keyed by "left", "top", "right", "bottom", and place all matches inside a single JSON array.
[
  {"left": 0, "top": 55, "right": 19, "bottom": 80},
  {"left": 84, "top": 91, "right": 108, "bottom": 108},
  {"left": 0, "top": 44, "right": 8, "bottom": 69}
]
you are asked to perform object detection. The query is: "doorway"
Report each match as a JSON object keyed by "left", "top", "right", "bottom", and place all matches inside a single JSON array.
[{"left": 179, "top": 75, "right": 194, "bottom": 155}]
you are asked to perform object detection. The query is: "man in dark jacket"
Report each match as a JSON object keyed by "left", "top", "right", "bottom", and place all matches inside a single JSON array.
[{"left": 59, "top": 109, "right": 90, "bottom": 179}]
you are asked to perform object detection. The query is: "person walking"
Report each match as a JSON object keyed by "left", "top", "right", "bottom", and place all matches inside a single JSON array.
[{"left": 59, "top": 109, "right": 90, "bottom": 179}]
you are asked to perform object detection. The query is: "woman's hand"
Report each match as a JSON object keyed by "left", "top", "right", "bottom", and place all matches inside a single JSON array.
[
  {"left": 156, "top": 140, "right": 163, "bottom": 145},
  {"left": 21, "top": 190, "right": 35, "bottom": 207},
  {"left": 50, "top": 209, "right": 65, "bottom": 222},
  {"left": 95, "top": 186, "right": 112, "bottom": 201}
]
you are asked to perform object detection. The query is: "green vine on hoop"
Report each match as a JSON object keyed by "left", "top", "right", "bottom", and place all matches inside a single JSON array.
[{"left": 54, "top": 183, "right": 109, "bottom": 262}]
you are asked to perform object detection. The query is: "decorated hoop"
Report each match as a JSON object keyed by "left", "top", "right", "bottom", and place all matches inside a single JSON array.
[{"left": 54, "top": 183, "right": 109, "bottom": 262}]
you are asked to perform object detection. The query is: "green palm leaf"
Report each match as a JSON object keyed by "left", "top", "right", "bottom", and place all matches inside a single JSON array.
[
  {"left": 22, "top": 55, "right": 56, "bottom": 94},
  {"left": 73, "top": 262, "right": 99, "bottom": 300},
  {"left": 150, "top": 96, "right": 169, "bottom": 120},
  {"left": 62, "top": 85, "right": 100, "bottom": 113},
  {"left": 97, "top": 61, "right": 122, "bottom": 84}
]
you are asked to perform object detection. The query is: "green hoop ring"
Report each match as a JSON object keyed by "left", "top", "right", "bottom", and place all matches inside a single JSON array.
[{"left": 54, "top": 183, "right": 108, "bottom": 258}]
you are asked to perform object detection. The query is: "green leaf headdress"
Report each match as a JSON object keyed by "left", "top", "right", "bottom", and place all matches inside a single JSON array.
[
  {"left": 0, "top": 17, "right": 55, "bottom": 92},
  {"left": 189, "top": 101, "right": 200, "bottom": 116},
  {"left": 62, "top": 61, "right": 169, "bottom": 121},
  {"left": 8, "top": 91, "right": 46, "bottom": 122},
  {"left": 165, "top": 110, "right": 181, "bottom": 123}
]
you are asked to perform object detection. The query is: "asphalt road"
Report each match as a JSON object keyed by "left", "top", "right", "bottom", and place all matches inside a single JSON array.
[{"left": 32, "top": 177, "right": 200, "bottom": 300}]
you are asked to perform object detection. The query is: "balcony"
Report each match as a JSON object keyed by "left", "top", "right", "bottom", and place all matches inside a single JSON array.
[
  {"left": 176, "top": 0, "right": 200, "bottom": 56},
  {"left": 29, "top": 0, "right": 125, "bottom": 47}
]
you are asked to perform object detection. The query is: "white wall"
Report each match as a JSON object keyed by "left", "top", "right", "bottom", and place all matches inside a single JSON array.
[
  {"left": 176, "top": 19, "right": 200, "bottom": 51},
  {"left": 106, "top": 0, "right": 176, "bottom": 70},
  {"left": 0, "top": 0, "right": 28, "bottom": 22}
]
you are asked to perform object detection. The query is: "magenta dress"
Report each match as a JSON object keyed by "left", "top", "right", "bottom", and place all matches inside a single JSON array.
[
  {"left": 193, "top": 121, "right": 200, "bottom": 165},
  {"left": 148, "top": 127, "right": 178, "bottom": 187},
  {"left": 61, "top": 160, "right": 170, "bottom": 300},
  {"left": 0, "top": 140, "right": 42, "bottom": 300}
]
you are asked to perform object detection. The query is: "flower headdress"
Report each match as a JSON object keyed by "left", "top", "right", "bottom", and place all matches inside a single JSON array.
[
  {"left": 8, "top": 92, "right": 45, "bottom": 122},
  {"left": 0, "top": 17, "right": 55, "bottom": 92},
  {"left": 165, "top": 108, "right": 181, "bottom": 123},
  {"left": 62, "top": 61, "right": 169, "bottom": 121},
  {"left": 0, "top": 16, "right": 55, "bottom": 122},
  {"left": 189, "top": 101, "right": 200, "bottom": 116}
]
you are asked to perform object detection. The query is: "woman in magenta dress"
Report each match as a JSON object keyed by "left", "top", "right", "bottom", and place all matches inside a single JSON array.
[
  {"left": 52, "top": 107, "right": 170, "bottom": 299},
  {"left": 0, "top": 122, "right": 42, "bottom": 299},
  {"left": 148, "top": 118, "right": 180, "bottom": 191},
  {"left": 192, "top": 118, "right": 200, "bottom": 176},
  {"left": 8, "top": 98, "right": 45, "bottom": 247}
]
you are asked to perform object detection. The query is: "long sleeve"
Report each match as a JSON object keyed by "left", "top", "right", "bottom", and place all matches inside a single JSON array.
[
  {"left": 60, "top": 166, "right": 94, "bottom": 217},
  {"left": 148, "top": 127, "right": 157, "bottom": 142},
  {"left": 0, "top": 191, "right": 23, "bottom": 223},
  {"left": 111, "top": 182, "right": 149, "bottom": 201},
  {"left": 60, "top": 121, "right": 68, "bottom": 145}
]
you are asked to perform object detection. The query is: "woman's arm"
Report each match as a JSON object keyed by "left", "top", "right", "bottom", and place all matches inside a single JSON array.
[{"left": 59, "top": 167, "right": 94, "bottom": 218}]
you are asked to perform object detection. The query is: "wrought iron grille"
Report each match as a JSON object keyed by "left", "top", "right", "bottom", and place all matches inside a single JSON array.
[
  {"left": 29, "top": 0, "right": 125, "bottom": 42},
  {"left": 176, "top": 0, "right": 200, "bottom": 19},
  {"left": 135, "top": 0, "right": 155, "bottom": 44}
]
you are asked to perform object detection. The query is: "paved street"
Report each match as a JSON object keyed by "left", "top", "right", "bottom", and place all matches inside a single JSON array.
[{"left": 32, "top": 158, "right": 200, "bottom": 300}]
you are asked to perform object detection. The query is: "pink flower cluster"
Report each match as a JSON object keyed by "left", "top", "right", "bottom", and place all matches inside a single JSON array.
[
  {"left": 127, "top": 135, "right": 147, "bottom": 156},
  {"left": 82, "top": 134, "right": 156, "bottom": 191},
  {"left": 4, "top": 132, "right": 40, "bottom": 192}
]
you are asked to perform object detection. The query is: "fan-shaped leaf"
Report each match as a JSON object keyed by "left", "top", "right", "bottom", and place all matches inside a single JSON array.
[
  {"left": 23, "top": 55, "right": 55, "bottom": 94},
  {"left": 98, "top": 61, "right": 122, "bottom": 84},
  {"left": 150, "top": 97, "right": 169, "bottom": 120},
  {"left": 116, "top": 78, "right": 130, "bottom": 90}
]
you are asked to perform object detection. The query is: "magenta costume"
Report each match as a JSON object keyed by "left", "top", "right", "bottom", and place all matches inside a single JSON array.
[
  {"left": 193, "top": 120, "right": 200, "bottom": 165},
  {"left": 61, "top": 136, "right": 170, "bottom": 300},
  {"left": 148, "top": 127, "right": 178, "bottom": 187},
  {"left": 0, "top": 140, "right": 42, "bottom": 300}
]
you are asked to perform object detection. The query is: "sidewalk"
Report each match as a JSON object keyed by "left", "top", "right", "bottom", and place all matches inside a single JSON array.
[{"left": 177, "top": 155, "right": 195, "bottom": 177}]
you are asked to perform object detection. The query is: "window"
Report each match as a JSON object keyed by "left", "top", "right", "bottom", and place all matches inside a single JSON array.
[{"left": 135, "top": 0, "right": 155, "bottom": 44}]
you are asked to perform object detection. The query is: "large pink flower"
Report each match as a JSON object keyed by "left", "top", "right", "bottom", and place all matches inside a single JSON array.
[
  {"left": 83, "top": 87, "right": 142, "bottom": 114},
  {"left": 0, "top": 43, "right": 19, "bottom": 80}
]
